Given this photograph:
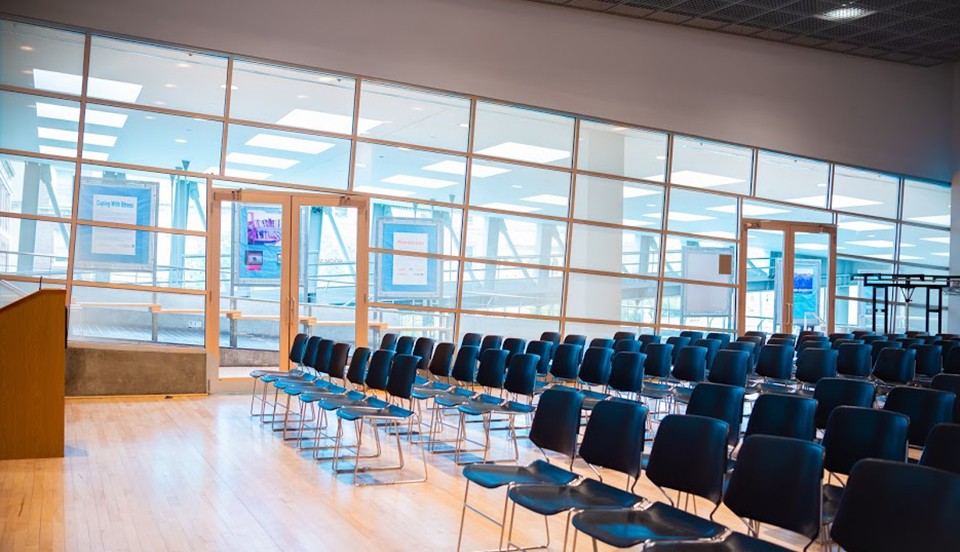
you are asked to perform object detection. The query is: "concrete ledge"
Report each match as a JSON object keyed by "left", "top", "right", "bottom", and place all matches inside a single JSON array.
[{"left": 66, "top": 346, "right": 206, "bottom": 396}]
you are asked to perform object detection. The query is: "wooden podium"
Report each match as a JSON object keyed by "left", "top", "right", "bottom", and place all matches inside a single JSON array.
[{"left": 0, "top": 289, "right": 66, "bottom": 459}]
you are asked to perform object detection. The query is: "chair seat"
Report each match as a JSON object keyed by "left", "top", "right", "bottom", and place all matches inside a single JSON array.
[
  {"left": 338, "top": 403, "right": 414, "bottom": 421},
  {"left": 410, "top": 383, "right": 456, "bottom": 400},
  {"left": 508, "top": 478, "right": 642, "bottom": 516},
  {"left": 641, "top": 385, "right": 673, "bottom": 400},
  {"left": 674, "top": 387, "right": 694, "bottom": 403},
  {"left": 281, "top": 379, "right": 335, "bottom": 394},
  {"left": 413, "top": 380, "right": 451, "bottom": 392},
  {"left": 822, "top": 483, "right": 844, "bottom": 523},
  {"left": 316, "top": 392, "right": 383, "bottom": 411},
  {"left": 459, "top": 398, "right": 534, "bottom": 417},
  {"left": 572, "top": 502, "right": 725, "bottom": 548},
  {"left": 251, "top": 369, "right": 302, "bottom": 378},
  {"left": 414, "top": 374, "right": 429, "bottom": 386},
  {"left": 463, "top": 459, "right": 578, "bottom": 489},
  {"left": 582, "top": 390, "right": 609, "bottom": 410},
  {"left": 753, "top": 381, "right": 794, "bottom": 394},
  {"left": 298, "top": 386, "right": 350, "bottom": 402},
  {"left": 434, "top": 387, "right": 477, "bottom": 407},
  {"left": 645, "top": 531, "right": 794, "bottom": 551}
]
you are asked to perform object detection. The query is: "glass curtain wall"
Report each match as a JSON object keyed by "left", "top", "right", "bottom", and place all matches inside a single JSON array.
[{"left": 0, "top": 18, "right": 950, "bottom": 346}]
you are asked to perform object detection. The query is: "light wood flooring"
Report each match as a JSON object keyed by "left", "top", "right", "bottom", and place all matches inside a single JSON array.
[{"left": 0, "top": 394, "right": 817, "bottom": 551}]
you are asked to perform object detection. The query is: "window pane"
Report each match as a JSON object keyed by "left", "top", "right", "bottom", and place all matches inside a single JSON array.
[
  {"left": 358, "top": 81, "right": 470, "bottom": 151},
  {"left": 69, "top": 285, "right": 204, "bottom": 346},
  {"left": 902, "top": 178, "right": 950, "bottom": 227},
  {"left": 831, "top": 166, "right": 899, "bottom": 218},
  {"left": 835, "top": 298, "right": 880, "bottom": 333},
  {"left": 0, "top": 153, "right": 75, "bottom": 217},
  {"left": 370, "top": 253, "right": 458, "bottom": 308},
  {"left": 0, "top": 278, "right": 65, "bottom": 307},
  {"left": 742, "top": 200, "right": 832, "bottom": 223},
  {"left": 1, "top": 20, "right": 85, "bottom": 94},
  {"left": 2, "top": 90, "right": 80, "bottom": 156},
  {"left": 88, "top": 37, "right": 227, "bottom": 115},
  {"left": 459, "top": 313, "right": 557, "bottom": 343},
  {"left": 899, "top": 224, "right": 949, "bottom": 267},
  {"left": 79, "top": 166, "right": 206, "bottom": 231},
  {"left": 670, "top": 136, "right": 752, "bottom": 195},
  {"left": 465, "top": 211, "right": 565, "bottom": 267},
  {"left": 371, "top": 199, "right": 462, "bottom": 256},
  {"left": 230, "top": 60, "right": 355, "bottom": 134},
  {"left": 469, "top": 160, "right": 570, "bottom": 217},
  {"left": 369, "top": 306, "right": 455, "bottom": 343},
  {"left": 353, "top": 142, "right": 465, "bottom": 203},
  {"left": 72, "top": 225, "right": 205, "bottom": 289},
  {"left": 755, "top": 151, "right": 830, "bottom": 207},
  {"left": 77, "top": 104, "right": 223, "bottom": 172},
  {"left": 667, "top": 188, "right": 738, "bottom": 239},
  {"left": 224, "top": 123, "right": 350, "bottom": 188},
  {"left": 563, "top": 321, "right": 653, "bottom": 339},
  {"left": 461, "top": 261, "right": 562, "bottom": 315},
  {"left": 573, "top": 174, "right": 664, "bottom": 229},
  {"left": 836, "top": 256, "right": 893, "bottom": 299},
  {"left": 0, "top": 216, "right": 69, "bottom": 277},
  {"left": 566, "top": 272, "right": 658, "bottom": 324},
  {"left": 837, "top": 215, "right": 898, "bottom": 260},
  {"left": 661, "top": 281, "right": 736, "bottom": 330},
  {"left": 664, "top": 236, "right": 736, "bottom": 282},
  {"left": 473, "top": 102, "right": 574, "bottom": 167},
  {"left": 577, "top": 120, "right": 667, "bottom": 180},
  {"left": 570, "top": 224, "right": 660, "bottom": 277}
]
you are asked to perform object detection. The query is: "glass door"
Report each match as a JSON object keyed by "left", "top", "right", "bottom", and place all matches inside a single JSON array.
[
  {"left": 738, "top": 219, "right": 837, "bottom": 336},
  {"left": 206, "top": 189, "right": 368, "bottom": 392}
]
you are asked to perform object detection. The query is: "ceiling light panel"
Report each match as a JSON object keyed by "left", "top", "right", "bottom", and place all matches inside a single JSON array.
[
  {"left": 226, "top": 152, "right": 299, "bottom": 169},
  {"left": 37, "top": 127, "right": 118, "bottom": 147},
  {"left": 422, "top": 161, "right": 510, "bottom": 178},
  {"left": 353, "top": 185, "right": 416, "bottom": 197},
  {"left": 381, "top": 174, "right": 458, "bottom": 189},
  {"left": 275, "top": 109, "right": 383, "bottom": 134},
  {"left": 245, "top": 133, "right": 335, "bottom": 154},
  {"left": 521, "top": 194, "right": 569, "bottom": 206},
  {"left": 33, "top": 69, "right": 143, "bottom": 103},
  {"left": 476, "top": 142, "right": 571, "bottom": 164},
  {"left": 476, "top": 202, "right": 541, "bottom": 213}
]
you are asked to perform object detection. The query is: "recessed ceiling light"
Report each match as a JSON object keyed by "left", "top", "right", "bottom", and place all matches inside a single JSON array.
[
  {"left": 897, "top": 255, "right": 923, "bottom": 261},
  {"left": 381, "top": 174, "right": 458, "bottom": 189},
  {"left": 155, "top": 100, "right": 166, "bottom": 105},
  {"left": 622, "top": 187, "right": 660, "bottom": 199},
  {"left": 511, "top": 185, "right": 522, "bottom": 189},
  {"left": 932, "top": 252, "right": 950, "bottom": 257},
  {"left": 458, "top": 123, "right": 469, "bottom": 128},
  {"left": 422, "top": 161, "right": 509, "bottom": 178},
  {"left": 611, "top": 126, "right": 627, "bottom": 132},
  {"left": 20, "top": 45, "right": 34, "bottom": 51},
  {"left": 710, "top": 204, "right": 788, "bottom": 217},
  {"left": 36, "top": 103, "right": 128, "bottom": 128},
  {"left": 622, "top": 218, "right": 655, "bottom": 227},
  {"left": 245, "top": 133, "right": 335, "bottom": 154},
  {"left": 226, "top": 151, "right": 299, "bottom": 169},
  {"left": 81, "top": 150, "right": 110, "bottom": 161},
  {"left": 698, "top": 231, "right": 737, "bottom": 240},
  {"left": 276, "top": 109, "right": 384, "bottom": 134},
  {"left": 411, "top": 107, "right": 424, "bottom": 111},
  {"left": 223, "top": 167, "right": 272, "bottom": 180},
  {"left": 648, "top": 170, "right": 743, "bottom": 187},
  {"left": 864, "top": 253, "right": 894, "bottom": 260},
  {"left": 220, "top": 84, "right": 239, "bottom": 90},
  {"left": 144, "top": 115, "right": 156, "bottom": 120},
  {"left": 816, "top": 6, "right": 875, "bottom": 21},
  {"left": 317, "top": 76, "right": 338, "bottom": 83},
  {"left": 353, "top": 185, "right": 416, "bottom": 197},
  {"left": 521, "top": 194, "right": 568, "bottom": 206},
  {"left": 908, "top": 215, "right": 951, "bottom": 226},
  {"left": 296, "top": 94, "right": 309, "bottom": 99},
  {"left": 837, "top": 220, "right": 892, "bottom": 232},
  {"left": 476, "top": 142, "right": 571, "bottom": 164},
  {"left": 176, "top": 62, "right": 191, "bottom": 68},
  {"left": 476, "top": 202, "right": 541, "bottom": 213},
  {"left": 37, "top": 127, "right": 117, "bottom": 147},
  {"left": 816, "top": 183, "right": 827, "bottom": 188},
  {"left": 164, "top": 83, "right": 177, "bottom": 88},
  {"left": 21, "top": 69, "right": 32, "bottom": 75},
  {"left": 654, "top": 155, "right": 666, "bottom": 160},
  {"left": 921, "top": 236, "right": 951, "bottom": 244},
  {"left": 645, "top": 203, "right": 657, "bottom": 207},
  {"left": 38, "top": 145, "right": 109, "bottom": 161},
  {"left": 174, "top": 138, "right": 188, "bottom": 144},
  {"left": 33, "top": 70, "right": 143, "bottom": 103},
  {"left": 658, "top": 211, "right": 716, "bottom": 222}
]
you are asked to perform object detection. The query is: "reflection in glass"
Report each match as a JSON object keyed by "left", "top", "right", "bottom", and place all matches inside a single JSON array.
[
  {"left": 473, "top": 102, "right": 574, "bottom": 167},
  {"left": 836, "top": 256, "right": 892, "bottom": 299},
  {"left": 359, "top": 81, "right": 470, "bottom": 151},
  {"left": 0, "top": 216, "right": 70, "bottom": 277},
  {"left": 371, "top": 199, "right": 462, "bottom": 256},
  {"left": 465, "top": 211, "right": 566, "bottom": 266},
  {"left": 830, "top": 166, "right": 899, "bottom": 219},
  {"left": 570, "top": 224, "right": 660, "bottom": 276},
  {"left": 72, "top": 226, "right": 205, "bottom": 289},
  {"left": 742, "top": 200, "right": 832, "bottom": 223},
  {"left": 573, "top": 174, "right": 664, "bottom": 229},
  {"left": 667, "top": 188, "right": 738, "bottom": 239},
  {"left": 755, "top": 151, "right": 830, "bottom": 208},
  {"left": 661, "top": 281, "right": 736, "bottom": 330},
  {"left": 369, "top": 253, "right": 458, "bottom": 309},
  {"left": 1, "top": 20, "right": 85, "bottom": 93},
  {"left": 369, "top": 306, "right": 455, "bottom": 343},
  {"left": 461, "top": 261, "right": 562, "bottom": 315},
  {"left": 577, "top": 120, "right": 667, "bottom": 180},
  {"left": 469, "top": 160, "right": 570, "bottom": 217},
  {"left": 902, "top": 178, "right": 950, "bottom": 227},
  {"left": 565, "top": 272, "right": 658, "bottom": 324},
  {"left": 225, "top": 123, "right": 350, "bottom": 188},
  {"left": 837, "top": 215, "right": 898, "bottom": 260},
  {"left": 69, "top": 285, "right": 204, "bottom": 346},
  {"left": 664, "top": 235, "right": 735, "bottom": 282},
  {"left": 0, "top": 153, "right": 75, "bottom": 218},
  {"left": 353, "top": 142, "right": 466, "bottom": 202},
  {"left": 79, "top": 165, "right": 206, "bottom": 231},
  {"left": 670, "top": 136, "right": 752, "bottom": 195},
  {"left": 899, "top": 224, "right": 949, "bottom": 267},
  {"left": 1, "top": 90, "right": 81, "bottom": 157}
]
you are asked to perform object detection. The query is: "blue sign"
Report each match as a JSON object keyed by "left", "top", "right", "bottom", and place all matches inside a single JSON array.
[
  {"left": 376, "top": 218, "right": 442, "bottom": 298},
  {"left": 236, "top": 204, "right": 283, "bottom": 283},
  {"left": 75, "top": 180, "right": 156, "bottom": 267}
]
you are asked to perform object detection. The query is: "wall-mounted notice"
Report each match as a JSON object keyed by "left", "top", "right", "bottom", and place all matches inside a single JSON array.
[
  {"left": 376, "top": 218, "right": 442, "bottom": 298},
  {"left": 236, "top": 204, "right": 283, "bottom": 284},
  {"left": 681, "top": 246, "right": 735, "bottom": 316},
  {"left": 75, "top": 179, "right": 157, "bottom": 268}
]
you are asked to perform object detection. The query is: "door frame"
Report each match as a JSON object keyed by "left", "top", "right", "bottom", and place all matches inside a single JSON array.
[
  {"left": 737, "top": 219, "right": 838, "bottom": 335},
  {"left": 205, "top": 188, "right": 369, "bottom": 393}
]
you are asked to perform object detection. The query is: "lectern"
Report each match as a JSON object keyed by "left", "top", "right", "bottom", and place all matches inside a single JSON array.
[{"left": 0, "top": 289, "right": 66, "bottom": 459}]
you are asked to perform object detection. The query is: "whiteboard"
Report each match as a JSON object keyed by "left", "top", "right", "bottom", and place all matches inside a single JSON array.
[{"left": 682, "top": 246, "right": 735, "bottom": 316}]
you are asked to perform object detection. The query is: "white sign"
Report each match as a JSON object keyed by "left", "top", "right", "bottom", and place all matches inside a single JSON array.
[
  {"left": 392, "top": 232, "right": 429, "bottom": 286},
  {"left": 90, "top": 194, "right": 138, "bottom": 256}
]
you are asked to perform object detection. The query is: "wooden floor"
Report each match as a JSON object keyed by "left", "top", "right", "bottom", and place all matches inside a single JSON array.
[{"left": 0, "top": 394, "right": 817, "bottom": 551}]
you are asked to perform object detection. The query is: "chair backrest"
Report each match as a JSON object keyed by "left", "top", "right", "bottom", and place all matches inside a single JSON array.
[
  {"left": 861, "top": 334, "right": 886, "bottom": 344},
  {"left": 905, "top": 330, "right": 928, "bottom": 338},
  {"left": 379, "top": 332, "right": 399, "bottom": 351},
  {"left": 755, "top": 344, "right": 794, "bottom": 380},
  {"left": 767, "top": 337, "right": 793, "bottom": 347},
  {"left": 480, "top": 334, "right": 503, "bottom": 354},
  {"left": 646, "top": 414, "right": 728, "bottom": 505},
  {"left": 346, "top": 347, "right": 371, "bottom": 386},
  {"left": 919, "top": 423, "right": 960, "bottom": 476},
  {"left": 724, "top": 435, "right": 824, "bottom": 543},
  {"left": 327, "top": 342, "right": 351, "bottom": 380},
  {"left": 386, "top": 354, "right": 420, "bottom": 399},
  {"left": 664, "top": 336, "right": 690, "bottom": 363},
  {"left": 830, "top": 459, "right": 960, "bottom": 552},
  {"left": 614, "top": 339, "right": 642, "bottom": 354},
  {"left": 723, "top": 341, "right": 756, "bottom": 370},
  {"left": 504, "top": 353, "right": 538, "bottom": 397},
  {"left": 637, "top": 334, "right": 661, "bottom": 351},
  {"left": 829, "top": 332, "right": 854, "bottom": 342},
  {"left": 502, "top": 337, "right": 527, "bottom": 363},
  {"left": 613, "top": 331, "right": 636, "bottom": 342},
  {"left": 706, "top": 332, "right": 733, "bottom": 348},
  {"left": 795, "top": 347, "right": 838, "bottom": 384},
  {"left": 872, "top": 347, "right": 916, "bottom": 384},
  {"left": 931, "top": 373, "right": 960, "bottom": 423},
  {"left": 883, "top": 386, "right": 955, "bottom": 447},
  {"left": 525, "top": 340, "right": 553, "bottom": 375},
  {"left": 799, "top": 330, "right": 823, "bottom": 340},
  {"left": 745, "top": 393, "right": 816, "bottom": 441},
  {"left": 822, "top": 406, "right": 908, "bottom": 476},
  {"left": 742, "top": 331, "right": 766, "bottom": 344},
  {"left": 564, "top": 334, "right": 587, "bottom": 362},
  {"left": 461, "top": 332, "right": 483, "bottom": 348},
  {"left": 837, "top": 343, "right": 872, "bottom": 378},
  {"left": 579, "top": 398, "right": 647, "bottom": 478},
  {"left": 832, "top": 338, "right": 864, "bottom": 350},
  {"left": 589, "top": 337, "right": 615, "bottom": 350},
  {"left": 643, "top": 343, "right": 674, "bottom": 378},
  {"left": 395, "top": 335, "right": 416, "bottom": 355},
  {"left": 679, "top": 330, "right": 704, "bottom": 341},
  {"left": 692, "top": 338, "right": 720, "bottom": 370},
  {"left": 365, "top": 349, "right": 396, "bottom": 391},
  {"left": 672, "top": 346, "right": 707, "bottom": 383},
  {"left": 579, "top": 347, "right": 614, "bottom": 386},
  {"left": 476, "top": 348, "right": 509, "bottom": 390},
  {"left": 813, "top": 377, "right": 876, "bottom": 429},
  {"left": 529, "top": 388, "right": 584, "bottom": 459},
  {"left": 412, "top": 337, "right": 436, "bottom": 371},
  {"left": 913, "top": 343, "right": 943, "bottom": 377},
  {"left": 540, "top": 331, "right": 561, "bottom": 347},
  {"left": 301, "top": 336, "right": 322, "bottom": 369},
  {"left": 871, "top": 339, "right": 903, "bottom": 365},
  {"left": 896, "top": 337, "right": 924, "bottom": 349},
  {"left": 923, "top": 335, "right": 944, "bottom": 345},
  {"left": 884, "top": 333, "right": 906, "bottom": 340},
  {"left": 772, "top": 332, "right": 797, "bottom": 344},
  {"left": 550, "top": 343, "right": 582, "bottom": 380},
  {"left": 450, "top": 345, "right": 480, "bottom": 384},
  {"left": 851, "top": 330, "right": 875, "bottom": 338},
  {"left": 946, "top": 345, "right": 960, "bottom": 375},
  {"left": 427, "top": 342, "right": 456, "bottom": 378},
  {"left": 313, "top": 339, "right": 335, "bottom": 374},
  {"left": 708, "top": 350, "right": 749, "bottom": 387},
  {"left": 609, "top": 352, "right": 645, "bottom": 394},
  {"left": 289, "top": 333, "right": 309, "bottom": 364},
  {"left": 687, "top": 383, "right": 745, "bottom": 448}
]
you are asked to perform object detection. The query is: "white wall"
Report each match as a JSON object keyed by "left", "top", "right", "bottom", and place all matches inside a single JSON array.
[
  {"left": 2, "top": 0, "right": 954, "bottom": 181},
  {"left": 950, "top": 63, "right": 960, "bottom": 331}
]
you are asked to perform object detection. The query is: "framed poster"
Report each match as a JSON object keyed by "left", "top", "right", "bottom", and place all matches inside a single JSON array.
[
  {"left": 375, "top": 218, "right": 442, "bottom": 298},
  {"left": 235, "top": 204, "right": 283, "bottom": 284},
  {"left": 681, "top": 246, "right": 735, "bottom": 316},
  {"left": 74, "top": 178, "right": 157, "bottom": 269},
  {"left": 774, "top": 258, "right": 822, "bottom": 326}
]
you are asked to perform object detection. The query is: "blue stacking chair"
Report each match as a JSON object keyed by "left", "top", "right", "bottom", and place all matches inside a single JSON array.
[
  {"left": 525, "top": 340, "right": 553, "bottom": 378},
  {"left": 931, "top": 373, "right": 960, "bottom": 423},
  {"left": 706, "top": 332, "right": 733, "bottom": 348},
  {"left": 744, "top": 392, "right": 816, "bottom": 442},
  {"left": 412, "top": 336, "right": 436, "bottom": 372},
  {"left": 883, "top": 386, "right": 955, "bottom": 448},
  {"left": 589, "top": 337, "right": 615, "bottom": 350},
  {"left": 461, "top": 332, "right": 483, "bottom": 348},
  {"left": 795, "top": 347, "right": 838, "bottom": 392},
  {"left": 638, "top": 334, "right": 661, "bottom": 351},
  {"left": 480, "top": 334, "right": 503, "bottom": 355},
  {"left": 395, "top": 335, "right": 416, "bottom": 355},
  {"left": 613, "top": 331, "right": 636, "bottom": 342},
  {"left": 640, "top": 343, "right": 674, "bottom": 404},
  {"left": 563, "top": 334, "right": 588, "bottom": 362},
  {"left": 614, "top": 339, "right": 641, "bottom": 354},
  {"left": 665, "top": 336, "right": 691, "bottom": 364},
  {"left": 379, "top": 332, "right": 399, "bottom": 351},
  {"left": 708, "top": 349, "right": 749, "bottom": 387},
  {"left": 872, "top": 347, "right": 916, "bottom": 386},
  {"left": 837, "top": 343, "right": 872, "bottom": 378},
  {"left": 693, "top": 338, "right": 721, "bottom": 371},
  {"left": 919, "top": 423, "right": 960, "bottom": 476},
  {"left": 501, "top": 337, "right": 527, "bottom": 364},
  {"left": 812, "top": 377, "right": 876, "bottom": 430},
  {"left": 550, "top": 343, "right": 582, "bottom": 383},
  {"left": 679, "top": 330, "right": 704, "bottom": 341},
  {"left": 912, "top": 343, "right": 942, "bottom": 381},
  {"left": 687, "top": 382, "right": 746, "bottom": 449}
]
